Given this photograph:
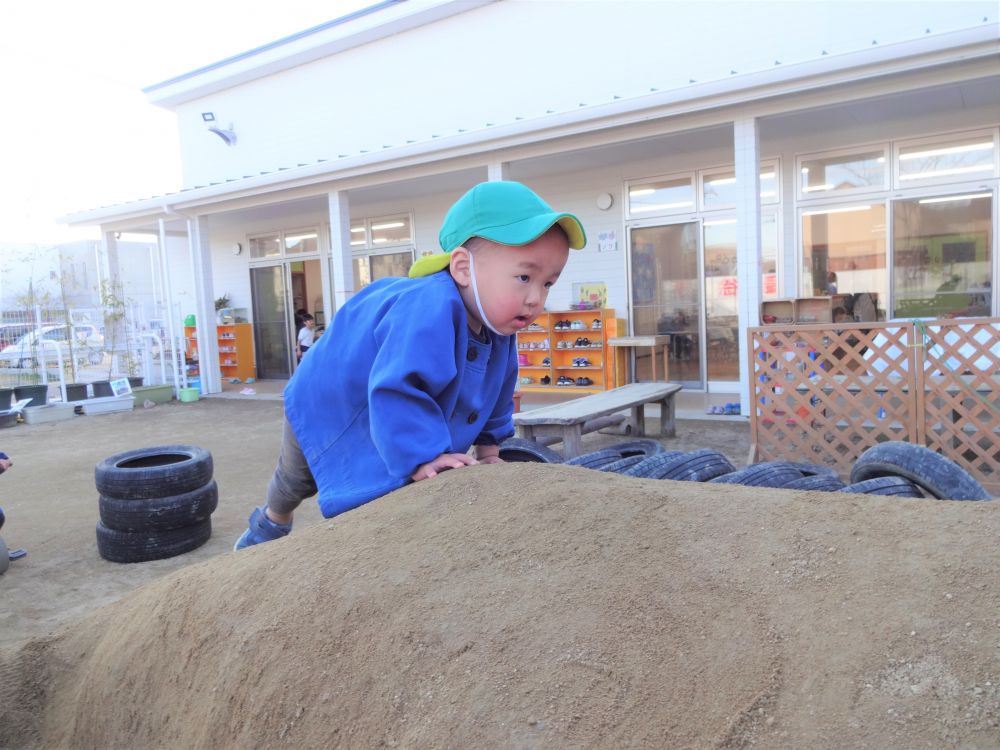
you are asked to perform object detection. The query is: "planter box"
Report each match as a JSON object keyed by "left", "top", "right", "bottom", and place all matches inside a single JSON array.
[
  {"left": 14, "top": 384, "right": 48, "bottom": 408},
  {"left": 23, "top": 402, "right": 77, "bottom": 425},
  {"left": 132, "top": 384, "right": 174, "bottom": 405},
  {"left": 80, "top": 396, "right": 135, "bottom": 416}
]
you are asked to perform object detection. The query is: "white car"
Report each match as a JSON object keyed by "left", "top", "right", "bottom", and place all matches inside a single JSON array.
[{"left": 0, "top": 325, "right": 105, "bottom": 368}]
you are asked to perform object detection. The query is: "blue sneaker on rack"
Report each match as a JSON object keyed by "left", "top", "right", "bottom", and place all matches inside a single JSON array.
[{"left": 233, "top": 506, "right": 292, "bottom": 551}]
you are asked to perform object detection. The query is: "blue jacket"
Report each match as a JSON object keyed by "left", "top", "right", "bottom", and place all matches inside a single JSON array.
[{"left": 284, "top": 271, "right": 518, "bottom": 518}]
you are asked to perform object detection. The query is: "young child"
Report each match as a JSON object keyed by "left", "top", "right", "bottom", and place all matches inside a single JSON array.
[
  {"left": 235, "top": 181, "right": 585, "bottom": 549},
  {"left": 0, "top": 450, "right": 26, "bottom": 571},
  {"left": 296, "top": 313, "right": 315, "bottom": 360}
]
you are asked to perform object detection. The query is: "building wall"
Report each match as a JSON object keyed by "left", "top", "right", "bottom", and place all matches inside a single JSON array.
[{"left": 171, "top": 1, "right": 995, "bottom": 187}]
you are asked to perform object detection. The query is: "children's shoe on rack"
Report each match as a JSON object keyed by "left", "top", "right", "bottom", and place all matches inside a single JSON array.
[
  {"left": 591, "top": 319, "right": 602, "bottom": 330},
  {"left": 540, "top": 375, "right": 551, "bottom": 385}
]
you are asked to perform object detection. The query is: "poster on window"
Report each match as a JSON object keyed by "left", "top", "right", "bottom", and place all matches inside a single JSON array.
[{"left": 572, "top": 282, "right": 608, "bottom": 310}]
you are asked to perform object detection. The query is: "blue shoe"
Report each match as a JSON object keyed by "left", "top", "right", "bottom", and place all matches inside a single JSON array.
[{"left": 233, "top": 506, "right": 292, "bottom": 551}]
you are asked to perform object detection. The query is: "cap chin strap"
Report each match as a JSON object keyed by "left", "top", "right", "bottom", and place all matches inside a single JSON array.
[{"left": 468, "top": 251, "right": 504, "bottom": 337}]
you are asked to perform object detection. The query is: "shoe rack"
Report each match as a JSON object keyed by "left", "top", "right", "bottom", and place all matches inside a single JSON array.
[
  {"left": 184, "top": 323, "right": 256, "bottom": 383},
  {"left": 515, "top": 308, "right": 617, "bottom": 393}
]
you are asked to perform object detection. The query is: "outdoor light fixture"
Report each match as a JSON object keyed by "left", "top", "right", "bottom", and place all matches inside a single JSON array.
[{"left": 201, "top": 111, "right": 237, "bottom": 146}]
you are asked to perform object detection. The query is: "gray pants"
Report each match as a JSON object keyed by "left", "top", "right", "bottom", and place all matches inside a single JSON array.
[{"left": 266, "top": 418, "right": 318, "bottom": 515}]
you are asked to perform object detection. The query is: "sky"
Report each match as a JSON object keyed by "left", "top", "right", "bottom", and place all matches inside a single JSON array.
[{"left": 0, "top": 0, "right": 375, "bottom": 245}]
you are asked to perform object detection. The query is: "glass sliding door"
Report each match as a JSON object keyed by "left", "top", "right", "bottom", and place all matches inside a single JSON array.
[
  {"left": 892, "top": 191, "right": 993, "bottom": 318},
  {"left": 801, "top": 203, "right": 887, "bottom": 318},
  {"left": 702, "top": 219, "right": 739, "bottom": 382},
  {"left": 250, "top": 265, "right": 294, "bottom": 379},
  {"left": 630, "top": 222, "right": 703, "bottom": 387}
]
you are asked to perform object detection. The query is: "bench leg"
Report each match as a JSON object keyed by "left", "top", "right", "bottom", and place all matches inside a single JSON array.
[
  {"left": 561, "top": 424, "right": 585, "bottom": 458},
  {"left": 659, "top": 396, "right": 676, "bottom": 438},
  {"left": 630, "top": 405, "right": 647, "bottom": 436}
]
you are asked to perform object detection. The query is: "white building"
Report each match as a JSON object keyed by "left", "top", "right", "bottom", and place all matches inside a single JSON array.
[{"left": 65, "top": 0, "right": 1000, "bottom": 407}]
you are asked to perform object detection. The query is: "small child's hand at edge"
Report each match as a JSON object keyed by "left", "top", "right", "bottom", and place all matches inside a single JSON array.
[{"left": 411, "top": 452, "right": 478, "bottom": 482}]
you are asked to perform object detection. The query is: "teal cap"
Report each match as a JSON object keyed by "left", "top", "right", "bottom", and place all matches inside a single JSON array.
[{"left": 409, "top": 181, "right": 586, "bottom": 278}]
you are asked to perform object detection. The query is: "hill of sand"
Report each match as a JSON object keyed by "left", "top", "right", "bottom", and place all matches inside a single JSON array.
[{"left": 1, "top": 463, "right": 998, "bottom": 749}]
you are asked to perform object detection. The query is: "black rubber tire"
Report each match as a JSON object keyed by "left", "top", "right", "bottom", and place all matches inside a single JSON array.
[
  {"left": 849, "top": 441, "right": 991, "bottom": 501},
  {"left": 95, "top": 445, "right": 214, "bottom": 500},
  {"left": 96, "top": 518, "right": 212, "bottom": 564},
  {"left": 564, "top": 449, "right": 623, "bottom": 469},
  {"left": 622, "top": 451, "right": 686, "bottom": 478},
  {"left": 841, "top": 476, "right": 924, "bottom": 497},
  {"left": 602, "top": 439, "right": 664, "bottom": 458},
  {"left": 99, "top": 480, "right": 218, "bottom": 532},
  {"left": 783, "top": 474, "right": 847, "bottom": 492},
  {"left": 786, "top": 462, "right": 839, "bottom": 478},
  {"left": 498, "top": 437, "right": 563, "bottom": 463},
  {"left": 709, "top": 461, "right": 804, "bottom": 488},
  {"left": 598, "top": 455, "right": 647, "bottom": 473},
  {"left": 653, "top": 450, "right": 736, "bottom": 482}
]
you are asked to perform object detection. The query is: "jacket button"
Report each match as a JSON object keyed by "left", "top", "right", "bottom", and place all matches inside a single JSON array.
[
  {"left": 466, "top": 348, "right": 478, "bottom": 362},
  {"left": 467, "top": 411, "right": 479, "bottom": 424}
]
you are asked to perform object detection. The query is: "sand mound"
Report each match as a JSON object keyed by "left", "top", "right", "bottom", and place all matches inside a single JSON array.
[{"left": 2, "top": 464, "right": 998, "bottom": 749}]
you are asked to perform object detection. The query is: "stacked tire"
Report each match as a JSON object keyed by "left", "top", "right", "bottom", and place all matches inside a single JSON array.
[{"left": 95, "top": 445, "right": 216, "bottom": 563}]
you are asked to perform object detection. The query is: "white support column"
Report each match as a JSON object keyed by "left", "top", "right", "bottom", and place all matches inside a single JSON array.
[
  {"left": 327, "top": 190, "right": 353, "bottom": 313},
  {"left": 188, "top": 216, "right": 221, "bottom": 395},
  {"left": 487, "top": 161, "right": 509, "bottom": 182},
  {"left": 734, "top": 117, "right": 762, "bottom": 418},
  {"left": 158, "top": 218, "right": 182, "bottom": 396}
]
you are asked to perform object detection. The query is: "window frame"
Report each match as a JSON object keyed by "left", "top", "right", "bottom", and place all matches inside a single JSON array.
[
  {"left": 892, "top": 128, "right": 999, "bottom": 191},
  {"left": 796, "top": 142, "right": 890, "bottom": 201},
  {"left": 348, "top": 212, "right": 414, "bottom": 252},
  {"left": 247, "top": 227, "right": 321, "bottom": 261},
  {"left": 698, "top": 159, "right": 781, "bottom": 212},
  {"left": 624, "top": 171, "right": 697, "bottom": 220}
]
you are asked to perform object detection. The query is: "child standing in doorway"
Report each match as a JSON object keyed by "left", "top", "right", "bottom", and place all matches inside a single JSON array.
[{"left": 296, "top": 314, "right": 315, "bottom": 361}]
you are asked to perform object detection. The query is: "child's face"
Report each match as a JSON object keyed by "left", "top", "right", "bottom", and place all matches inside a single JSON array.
[
  {"left": 457, "top": 230, "right": 569, "bottom": 335},
  {"left": 305, "top": 319, "right": 315, "bottom": 328}
]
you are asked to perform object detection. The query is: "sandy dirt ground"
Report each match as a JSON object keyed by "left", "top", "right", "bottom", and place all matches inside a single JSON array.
[
  {"left": 0, "top": 397, "right": 749, "bottom": 650},
  {"left": 1, "top": 399, "right": 998, "bottom": 749}
]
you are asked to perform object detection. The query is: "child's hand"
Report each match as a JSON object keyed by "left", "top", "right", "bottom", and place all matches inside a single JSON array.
[
  {"left": 411, "top": 452, "right": 478, "bottom": 481},
  {"left": 474, "top": 445, "right": 502, "bottom": 465},
  {"left": 0, "top": 456, "right": 11, "bottom": 474}
]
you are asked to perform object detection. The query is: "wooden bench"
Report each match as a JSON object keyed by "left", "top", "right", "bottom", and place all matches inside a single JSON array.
[{"left": 513, "top": 382, "right": 683, "bottom": 458}]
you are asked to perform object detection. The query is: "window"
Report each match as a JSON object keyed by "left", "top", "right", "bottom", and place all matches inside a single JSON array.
[
  {"left": 801, "top": 203, "right": 887, "bottom": 317},
  {"left": 798, "top": 147, "right": 888, "bottom": 198},
  {"left": 701, "top": 163, "right": 779, "bottom": 210},
  {"left": 896, "top": 132, "right": 997, "bottom": 187},
  {"left": 349, "top": 215, "right": 412, "bottom": 250},
  {"left": 352, "top": 250, "right": 413, "bottom": 290},
  {"left": 284, "top": 230, "right": 318, "bottom": 255},
  {"left": 627, "top": 175, "right": 695, "bottom": 217},
  {"left": 892, "top": 192, "right": 993, "bottom": 318},
  {"left": 248, "top": 234, "right": 281, "bottom": 259},
  {"left": 348, "top": 214, "right": 414, "bottom": 290},
  {"left": 248, "top": 229, "right": 319, "bottom": 259}
]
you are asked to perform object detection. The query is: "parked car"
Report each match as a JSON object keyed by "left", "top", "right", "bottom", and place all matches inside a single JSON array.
[
  {"left": 0, "top": 325, "right": 104, "bottom": 368},
  {"left": 0, "top": 323, "right": 33, "bottom": 351}
]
